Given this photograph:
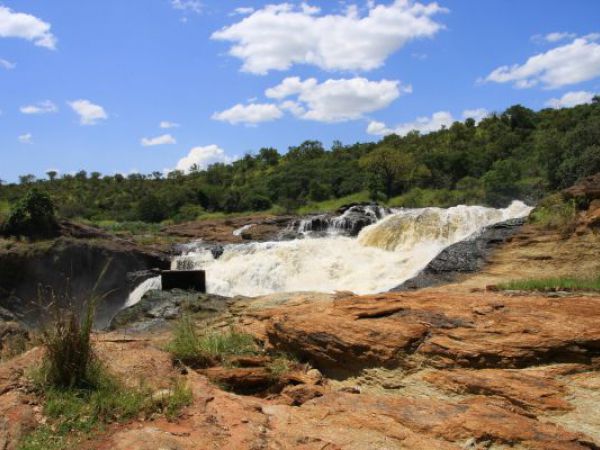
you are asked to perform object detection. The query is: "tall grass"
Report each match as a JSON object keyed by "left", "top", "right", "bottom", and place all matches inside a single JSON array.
[
  {"left": 37, "top": 261, "right": 110, "bottom": 388},
  {"left": 529, "top": 193, "right": 577, "bottom": 232},
  {"left": 166, "top": 315, "right": 258, "bottom": 367},
  {"left": 23, "top": 263, "right": 193, "bottom": 449},
  {"left": 497, "top": 276, "right": 600, "bottom": 292}
]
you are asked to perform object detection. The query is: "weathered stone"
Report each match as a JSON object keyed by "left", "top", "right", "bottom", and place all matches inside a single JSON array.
[
  {"left": 393, "top": 218, "right": 526, "bottom": 291},
  {"left": 109, "top": 290, "right": 230, "bottom": 331},
  {"left": 260, "top": 291, "right": 600, "bottom": 374},
  {"left": 0, "top": 236, "right": 169, "bottom": 329}
]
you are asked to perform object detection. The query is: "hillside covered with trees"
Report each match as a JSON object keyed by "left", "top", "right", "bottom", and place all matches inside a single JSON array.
[{"left": 1, "top": 100, "right": 599, "bottom": 225}]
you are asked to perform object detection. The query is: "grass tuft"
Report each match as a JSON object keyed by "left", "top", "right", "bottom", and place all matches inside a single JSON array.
[
  {"left": 497, "top": 275, "right": 600, "bottom": 292},
  {"left": 166, "top": 316, "right": 258, "bottom": 367}
]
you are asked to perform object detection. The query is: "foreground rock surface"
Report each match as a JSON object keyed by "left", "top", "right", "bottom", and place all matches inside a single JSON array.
[{"left": 2, "top": 286, "right": 599, "bottom": 449}]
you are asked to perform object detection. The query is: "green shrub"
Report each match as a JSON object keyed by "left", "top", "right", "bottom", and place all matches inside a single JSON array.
[
  {"left": 166, "top": 316, "right": 258, "bottom": 367},
  {"left": 529, "top": 193, "right": 577, "bottom": 232},
  {"left": 2, "top": 189, "right": 58, "bottom": 238},
  {"left": 387, "top": 188, "right": 462, "bottom": 208}
]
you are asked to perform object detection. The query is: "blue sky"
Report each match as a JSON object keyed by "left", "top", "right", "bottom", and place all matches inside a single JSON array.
[{"left": 1, "top": 0, "right": 599, "bottom": 182}]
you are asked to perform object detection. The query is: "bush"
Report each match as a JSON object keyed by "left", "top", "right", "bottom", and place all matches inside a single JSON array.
[
  {"left": 174, "top": 204, "right": 205, "bottom": 222},
  {"left": 529, "top": 193, "right": 577, "bottom": 233},
  {"left": 388, "top": 188, "right": 460, "bottom": 208},
  {"left": 2, "top": 189, "right": 58, "bottom": 238},
  {"left": 39, "top": 298, "right": 95, "bottom": 389}
]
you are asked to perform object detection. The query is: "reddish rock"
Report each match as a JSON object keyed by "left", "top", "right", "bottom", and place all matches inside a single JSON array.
[
  {"left": 424, "top": 368, "right": 572, "bottom": 413},
  {"left": 260, "top": 292, "right": 600, "bottom": 373}
]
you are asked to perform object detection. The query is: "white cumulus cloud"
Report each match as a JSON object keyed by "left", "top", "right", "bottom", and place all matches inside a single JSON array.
[
  {"left": 18, "top": 133, "right": 33, "bottom": 144},
  {"left": 212, "top": 1, "right": 447, "bottom": 74},
  {"left": 176, "top": 145, "right": 233, "bottom": 172},
  {"left": 171, "top": 0, "right": 203, "bottom": 14},
  {"left": 462, "top": 108, "right": 489, "bottom": 123},
  {"left": 159, "top": 121, "right": 180, "bottom": 129},
  {"left": 231, "top": 7, "right": 255, "bottom": 16},
  {"left": 367, "top": 107, "right": 492, "bottom": 137},
  {"left": 0, "top": 5, "right": 56, "bottom": 49},
  {"left": 532, "top": 32, "right": 576, "bottom": 44},
  {"left": 483, "top": 36, "right": 600, "bottom": 89},
  {"left": 20, "top": 100, "right": 58, "bottom": 115},
  {"left": 266, "top": 76, "right": 407, "bottom": 123},
  {"left": 212, "top": 103, "right": 283, "bottom": 125},
  {"left": 545, "top": 91, "right": 596, "bottom": 108},
  {"left": 0, "top": 58, "right": 15, "bottom": 69},
  {"left": 141, "top": 134, "right": 177, "bottom": 147},
  {"left": 68, "top": 99, "right": 108, "bottom": 125},
  {"left": 367, "top": 111, "right": 454, "bottom": 136}
]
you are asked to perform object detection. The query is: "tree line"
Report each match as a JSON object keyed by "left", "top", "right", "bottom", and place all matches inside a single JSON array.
[{"left": 1, "top": 99, "right": 599, "bottom": 224}]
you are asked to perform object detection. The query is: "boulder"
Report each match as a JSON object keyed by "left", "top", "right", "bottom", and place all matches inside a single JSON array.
[{"left": 563, "top": 172, "right": 600, "bottom": 204}]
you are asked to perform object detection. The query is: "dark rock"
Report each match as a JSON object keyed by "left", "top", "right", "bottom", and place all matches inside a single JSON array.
[
  {"left": 161, "top": 270, "right": 206, "bottom": 292},
  {"left": 127, "top": 268, "right": 163, "bottom": 286},
  {"left": 172, "top": 241, "right": 224, "bottom": 259},
  {"left": 292, "top": 204, "right": 390, "bottom": 237},
  {"left": 0, "top": 237, "right": 169, "bottom": 330},
  {"left": 109, "top": 289, "right": 231, "bottom": 332},
  {"left": 392, "top": 218, "right": 526, "bottom": 291}
]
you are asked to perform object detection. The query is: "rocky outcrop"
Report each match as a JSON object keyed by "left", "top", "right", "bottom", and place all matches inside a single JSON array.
[
  {"left": 109, "top": 289, "right": 232, "bottom": 332},
  {"left": 2, "top": 287, "right": 600, "bottom": 449},
  {"left": 563, "top": 172, "right": 600, "bottom": 231},
  {"left": 164, "top": 215, "right": 295, "bottom": 244},
  {"left": 563, "top": 172, "right": 600, "bottom": 205},
  {"left": 0, "top": 237, "right": 169, "bottom": 329},
  {"left": 258, "top": 291, "right": 600, "bottom": 374},
  {"left": 393, "top": 218, "right": 526, "bottom": 291},
  {"left": 290, "top": 203, "right": 389, "bottom": 237}
]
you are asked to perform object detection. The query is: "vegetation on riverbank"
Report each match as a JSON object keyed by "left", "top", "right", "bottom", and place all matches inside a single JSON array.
[
  {"left": 1, "top": 100, "right": 598, "bottom": 225},
  {"left": 19, "top": 296, "right": 192, "bottom": 450},
  {"left": 166, "top": 315, "right": 258, "bottom": 367},
  {"left": 497, "top": 276, "right": 600, "bottom": 292}
]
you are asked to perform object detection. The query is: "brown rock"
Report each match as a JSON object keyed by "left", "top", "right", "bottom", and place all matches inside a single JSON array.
[
  {"left": 424, "top": 368, "right": 572, "bottom": 413},
  {"left": 164, "top": 215, "right": 294, "bottom": 244},
  {"left": 261, "top": 292, "right": 600, "bottom": 373}
]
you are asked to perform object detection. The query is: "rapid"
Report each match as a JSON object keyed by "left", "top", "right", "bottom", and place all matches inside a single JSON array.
[{"left": 125, "top": 201, "right": 532, "bottom": 303}]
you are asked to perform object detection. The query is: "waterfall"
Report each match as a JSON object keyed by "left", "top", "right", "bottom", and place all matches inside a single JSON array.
[
  {"left": 167, "top": 200, "right": 532, "bottom": 298},
  {"left": 124, "top": 276, "right": 161, "bottom": 308},
  {"left": 233, "top": 224, "right": 255, "bottom": 236}
]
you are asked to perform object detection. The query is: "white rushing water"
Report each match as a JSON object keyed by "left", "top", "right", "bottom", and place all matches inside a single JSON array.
[
  {"left": 124, "top": 276, "right": 162, "bottom": 308},
  {"left": 164, "top": 200, "right": 532, "bottom": 298}
]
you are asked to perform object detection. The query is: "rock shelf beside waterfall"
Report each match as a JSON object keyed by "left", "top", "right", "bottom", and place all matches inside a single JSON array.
[
  {"left": 392, "top": 217, "right": 527, "bottom": 291},
  {"left": 110, "top": 289, "right": 234, "bottom": 332}
]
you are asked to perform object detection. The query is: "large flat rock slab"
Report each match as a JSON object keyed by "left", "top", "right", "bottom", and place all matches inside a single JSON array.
[{"left": 259, "top": 291, "right": 600, "bottom": 373}]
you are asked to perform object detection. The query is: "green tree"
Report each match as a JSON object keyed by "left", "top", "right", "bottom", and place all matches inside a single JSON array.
[
  {"left": 359, "top": 146, "right": 424, "bottom": 199},
  {"left": 2, "top": 189, "right": 58, "bottom": 238}
]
